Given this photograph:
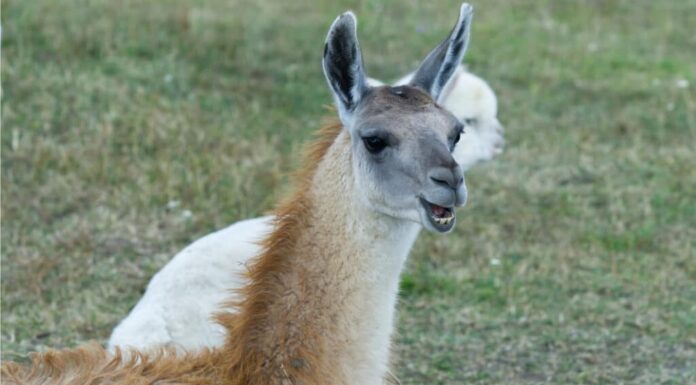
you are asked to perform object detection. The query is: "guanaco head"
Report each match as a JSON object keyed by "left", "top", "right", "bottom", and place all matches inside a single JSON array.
[{"left": 322, "top": 3, "right": 473, "bottom": 233}]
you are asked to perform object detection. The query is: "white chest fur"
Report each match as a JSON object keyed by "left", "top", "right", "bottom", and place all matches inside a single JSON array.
[
  {"left": 307, "top": 140, "right": 422, "bottom": 383},
  {"left": 338, "top": 220, "right": 420, "bottom": 384}
]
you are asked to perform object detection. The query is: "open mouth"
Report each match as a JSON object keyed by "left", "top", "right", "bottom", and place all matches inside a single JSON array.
[
  {"left": 492, "top": 138, "right": 505, "bottom": 156},
  {"left": 419, "top": 197, "right": 456, "bottom": 232}
]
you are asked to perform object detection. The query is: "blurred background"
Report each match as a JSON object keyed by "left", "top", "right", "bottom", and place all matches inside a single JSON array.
[{"left": 1, "top": 0, "right": 695, "bottom": 383}]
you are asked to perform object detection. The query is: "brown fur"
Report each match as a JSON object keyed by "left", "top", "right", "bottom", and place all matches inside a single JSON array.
[
  {"left": 215, "top": 117, "right": 346, "bottom": 385},
  {"left": 1, "top": 344, "right": 225, "bottom": 385},
  {"left": 1, "top": 119, "right": 345, "bottom": 385}
]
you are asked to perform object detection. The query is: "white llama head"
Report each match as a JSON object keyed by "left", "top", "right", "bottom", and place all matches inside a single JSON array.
[{"left": 395, "top": 67, "right": 505, "bottom": 171}]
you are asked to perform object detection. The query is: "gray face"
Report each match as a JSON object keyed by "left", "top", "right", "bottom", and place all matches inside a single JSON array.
[
  {"left": 322, "top": 4, "right": 474, "bottom": 233},
  {"left": 351, "top": 86, "right": 467, "bottom": 232}
]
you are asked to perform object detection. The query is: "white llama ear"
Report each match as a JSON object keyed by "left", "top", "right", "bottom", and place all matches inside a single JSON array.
[
  {"left": 322, "top": 11, "right": 369, "bottom": 126},
  {"left": 409, "top": 3, "right": 473, "bottom": 102}
]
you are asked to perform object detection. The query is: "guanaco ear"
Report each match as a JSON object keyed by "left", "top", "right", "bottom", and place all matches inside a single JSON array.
[
  {"left": 322, "top": 12, "right": 369, "bottom": 126},
  {"left": 409, "top": 3, "right": 473, "bottom": 102}
]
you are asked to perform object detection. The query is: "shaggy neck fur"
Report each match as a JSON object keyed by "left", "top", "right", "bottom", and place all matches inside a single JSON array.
[{"left": 218, "top": 120, "right": 420, "bottom": 385}]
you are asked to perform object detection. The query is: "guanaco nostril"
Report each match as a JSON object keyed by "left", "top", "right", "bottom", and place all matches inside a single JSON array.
[
  {"left": 430, "top": 176, "right": 450, "bottom": 187},
  {"left": 429, "top": 167, "right": 462, "bottom": 190}
]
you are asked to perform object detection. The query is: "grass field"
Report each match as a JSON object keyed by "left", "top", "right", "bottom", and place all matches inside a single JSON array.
[{"left": 2, "top": 0, "right": 695, "bottom": 383}]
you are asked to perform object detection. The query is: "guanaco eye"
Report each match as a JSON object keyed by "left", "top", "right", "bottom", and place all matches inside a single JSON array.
[
  {"left": 362, "top": 136, "right": 388, "bottom": 154},
  {"left": 450, "top": 124, "right": 464, "bottom": 151},
  {"left": 464, "top": 118, "right": 477, "bottom": 126},
  {"left": 453, "top": 131, "right": 462, "bottom": 145}
]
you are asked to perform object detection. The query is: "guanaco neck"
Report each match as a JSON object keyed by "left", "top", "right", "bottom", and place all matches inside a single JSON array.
[{"left": 219, "top": 124, "right": 421, "bottom": 385}]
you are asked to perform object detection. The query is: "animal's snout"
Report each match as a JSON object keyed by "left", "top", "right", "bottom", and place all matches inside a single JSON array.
[
  {"left": 493, "top": 136, "right": 505, "bottom": 154},
  {"left": 496, "top": 121, "right": 505, "bottom": 135},
  {"left": 428, "top": 166, "right": 463, "bottom": 190}
]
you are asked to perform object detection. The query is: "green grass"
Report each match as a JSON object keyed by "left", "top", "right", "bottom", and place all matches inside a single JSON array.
[{"left": 2, "top": 0, "right": 695, "bottom": 383}]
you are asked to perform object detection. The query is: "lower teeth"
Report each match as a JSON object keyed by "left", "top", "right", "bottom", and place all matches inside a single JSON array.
[{"left": 433, "top": 216, "right": 452, "bottom": 225}]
